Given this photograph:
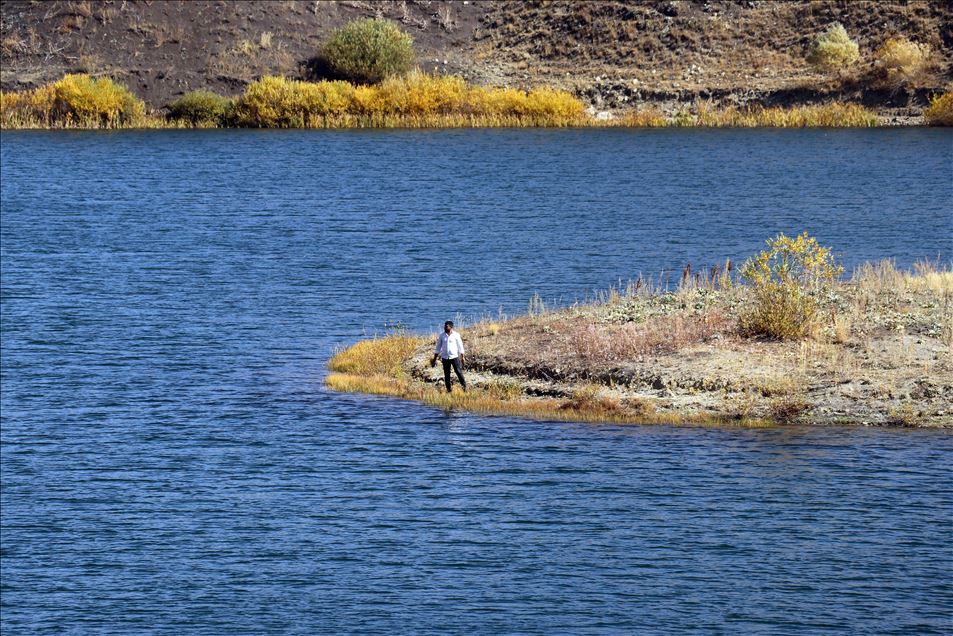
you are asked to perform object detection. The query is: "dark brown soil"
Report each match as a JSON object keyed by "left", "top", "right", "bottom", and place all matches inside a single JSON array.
[{"left": 2, "top": 0, "right": 950, "bottom": 117}]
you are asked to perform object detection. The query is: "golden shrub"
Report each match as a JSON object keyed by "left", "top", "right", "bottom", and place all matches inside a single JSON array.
[
  {"left": 875, "top": 38, "right": 930, "bottom": 83},
  {"left": 741, "top": 233, "right": 843, "bottom": 339},
  {"left": 924, "top": 90, "right": 953, "bottom": 126},
  {"left": 0, "top": 74, "right": 144, "bottom": 128},
  {"left": 232, "top": 73, "right": 585, "bottom": 127}
]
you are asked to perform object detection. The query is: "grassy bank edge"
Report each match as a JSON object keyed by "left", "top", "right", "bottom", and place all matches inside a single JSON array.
[
  {"left": 324, "top": 336, "right": 771, "bottom": 428},
  {"left": 4, "top": 73, "right": 949, "bottom": 130}
]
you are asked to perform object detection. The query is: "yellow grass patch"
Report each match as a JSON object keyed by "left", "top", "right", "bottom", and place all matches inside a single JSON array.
[
  {"left": 328, "top": 334, "right": 426, "bottom": 377},
  {"left": 326, "top": 370, "right": 754, "bottom": 426}
]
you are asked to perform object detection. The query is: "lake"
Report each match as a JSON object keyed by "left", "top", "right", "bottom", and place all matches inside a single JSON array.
[{"left": 1, "top": 128, "right": 951, "bottom": 634}]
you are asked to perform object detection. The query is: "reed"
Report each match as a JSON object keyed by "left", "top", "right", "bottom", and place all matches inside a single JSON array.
[{"left": 692, "top": 101, "right": 877, "bottom": 127}]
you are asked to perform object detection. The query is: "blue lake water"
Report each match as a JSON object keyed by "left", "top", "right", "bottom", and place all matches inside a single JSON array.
[{"left": 1, "top": 128, "right": 952, "bottom": 634}]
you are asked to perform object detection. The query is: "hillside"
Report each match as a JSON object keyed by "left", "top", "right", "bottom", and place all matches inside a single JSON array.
[{"left": 2, "top": 0, "right": 951, "bottom": 119}]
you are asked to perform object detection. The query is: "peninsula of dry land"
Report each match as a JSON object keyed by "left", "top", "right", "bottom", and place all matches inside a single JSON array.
[{"left": 327, "top": 260, "right": 952, "bottom": 427}]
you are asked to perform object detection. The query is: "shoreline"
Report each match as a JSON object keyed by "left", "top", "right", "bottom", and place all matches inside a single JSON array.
[
  {"left": 326, "top": 261, "right": 953, "bottom": 428},
  {"left": 3, "top": 73, "right": 949, "bottom": 131}
]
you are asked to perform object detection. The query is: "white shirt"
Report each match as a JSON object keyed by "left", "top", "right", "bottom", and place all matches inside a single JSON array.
[{"left": 434, "top": 330, "right": 465, "bottom": 359}]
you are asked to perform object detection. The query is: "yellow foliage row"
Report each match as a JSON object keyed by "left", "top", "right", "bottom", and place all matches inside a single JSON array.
[
  {"left": 2, "top": 73, "right": 947, "bottom": 130},
  {"left": 234, "top": 73, "right": 586, "bottom": 127},
  {"left": 1, "top": 74, "right": 145, "bottom": 128}
]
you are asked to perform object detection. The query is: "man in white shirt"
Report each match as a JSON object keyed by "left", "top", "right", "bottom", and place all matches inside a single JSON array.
[{"left": 431, "top": 320, "right": 467, "bottom": 393}]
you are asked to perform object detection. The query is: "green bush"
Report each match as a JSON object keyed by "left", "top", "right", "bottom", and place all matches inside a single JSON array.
[
  {"left": 807, "top": 23, "right": 860, "bottom": 71},
  {"left": 321, "top": 18, "right": 415, "bottom": 84},
  {"left": 168, "top": 90, "right": 233, "bottom": 125},
  {"left": 741, "top": 233, "right": 843, "bottom": 339}
]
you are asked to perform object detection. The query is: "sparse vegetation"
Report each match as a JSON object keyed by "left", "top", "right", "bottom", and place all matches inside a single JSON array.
[
  {"left": 807, "top": 23, "right": 860, "bottom": 71},
  {"left": 321, "top": 18, "right": 415, "bottom": 84}
]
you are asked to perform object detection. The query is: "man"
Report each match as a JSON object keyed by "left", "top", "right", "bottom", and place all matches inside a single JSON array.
[{"left": 431, "top": 320, "right": 467, "bottom": 393}]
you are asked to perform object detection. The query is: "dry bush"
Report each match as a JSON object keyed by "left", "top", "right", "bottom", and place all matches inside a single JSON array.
[
  {"left": 924, "top": 90, "right": 953, "bottom": 126},
  {"left": 168, "top": 90, "right": 234, "bottom": 126},
  {"left": 769, "top": 396, "right": 810, "bottom": 423},
  {"left": 875, "top": 38, "right": 932, "bottom": 88},
  {"left": 807, "top": 23, "right": 860, "bottom": 71},
  {"left": 561, "top": 385, "right": 622, "bottom": 413},
  {"left": 741, "top": 232, "right": 842, "bottom": 340}
]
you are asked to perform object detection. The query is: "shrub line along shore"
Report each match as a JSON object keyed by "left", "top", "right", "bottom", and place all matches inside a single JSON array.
[
  {"left": 2, "top": 72, "right": 952, "bottom": 130},
  {"left": 326, "top": 250, "right": 952, "bottom": 428}
]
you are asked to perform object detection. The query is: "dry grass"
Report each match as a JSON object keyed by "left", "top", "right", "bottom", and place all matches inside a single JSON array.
[
  {"left": 567, "top": 309, "right": 734, "bottom": 363},
  {"left": 326, "top": 370, "right": 754, "bottom": 427},
  {"left": 853, "top": 259, "right": 953, "bottom": 295},
  {"left": 612, "top": 102, "right": 878, "bottom": 128},
  {"left": 328, "top": 333, "right": 425, "bottom": 378}
]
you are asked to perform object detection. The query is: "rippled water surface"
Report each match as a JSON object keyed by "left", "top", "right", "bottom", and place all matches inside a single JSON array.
[{"left": 2, "top": 129, "right": 952, "bottom": 634}]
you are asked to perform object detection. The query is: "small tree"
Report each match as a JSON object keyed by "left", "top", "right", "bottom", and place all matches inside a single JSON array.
[
  {"left": 741, "top": 233, "right": 843, "bottom": 339},
  {"left": 807, "top": 23, "right": 859, "bottom": 71},
  {"left": 321, "top": 18, "right": 415, "bottom": 84}
]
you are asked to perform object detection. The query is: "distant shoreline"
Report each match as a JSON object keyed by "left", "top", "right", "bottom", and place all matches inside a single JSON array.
[{"left": 6, "top": 73, "right": 949, "bottom": 130}]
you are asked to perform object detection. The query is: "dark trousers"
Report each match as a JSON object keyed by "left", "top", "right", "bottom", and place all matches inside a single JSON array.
[{"left": 441, "top": 357, "right": 466, "bottom": 392}]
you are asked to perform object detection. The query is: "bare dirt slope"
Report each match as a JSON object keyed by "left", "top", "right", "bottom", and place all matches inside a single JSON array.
[{"left": 2, "top": 1, "right": 951, "bottom": 115}]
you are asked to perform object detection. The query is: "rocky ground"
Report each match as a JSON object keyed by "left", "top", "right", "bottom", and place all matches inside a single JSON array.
[
  {"left": 406, "top": 266, "right": 952, "bottom": 427},
  {"left": 2, "top": 1, "right": 951, "bottom": 121}
]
